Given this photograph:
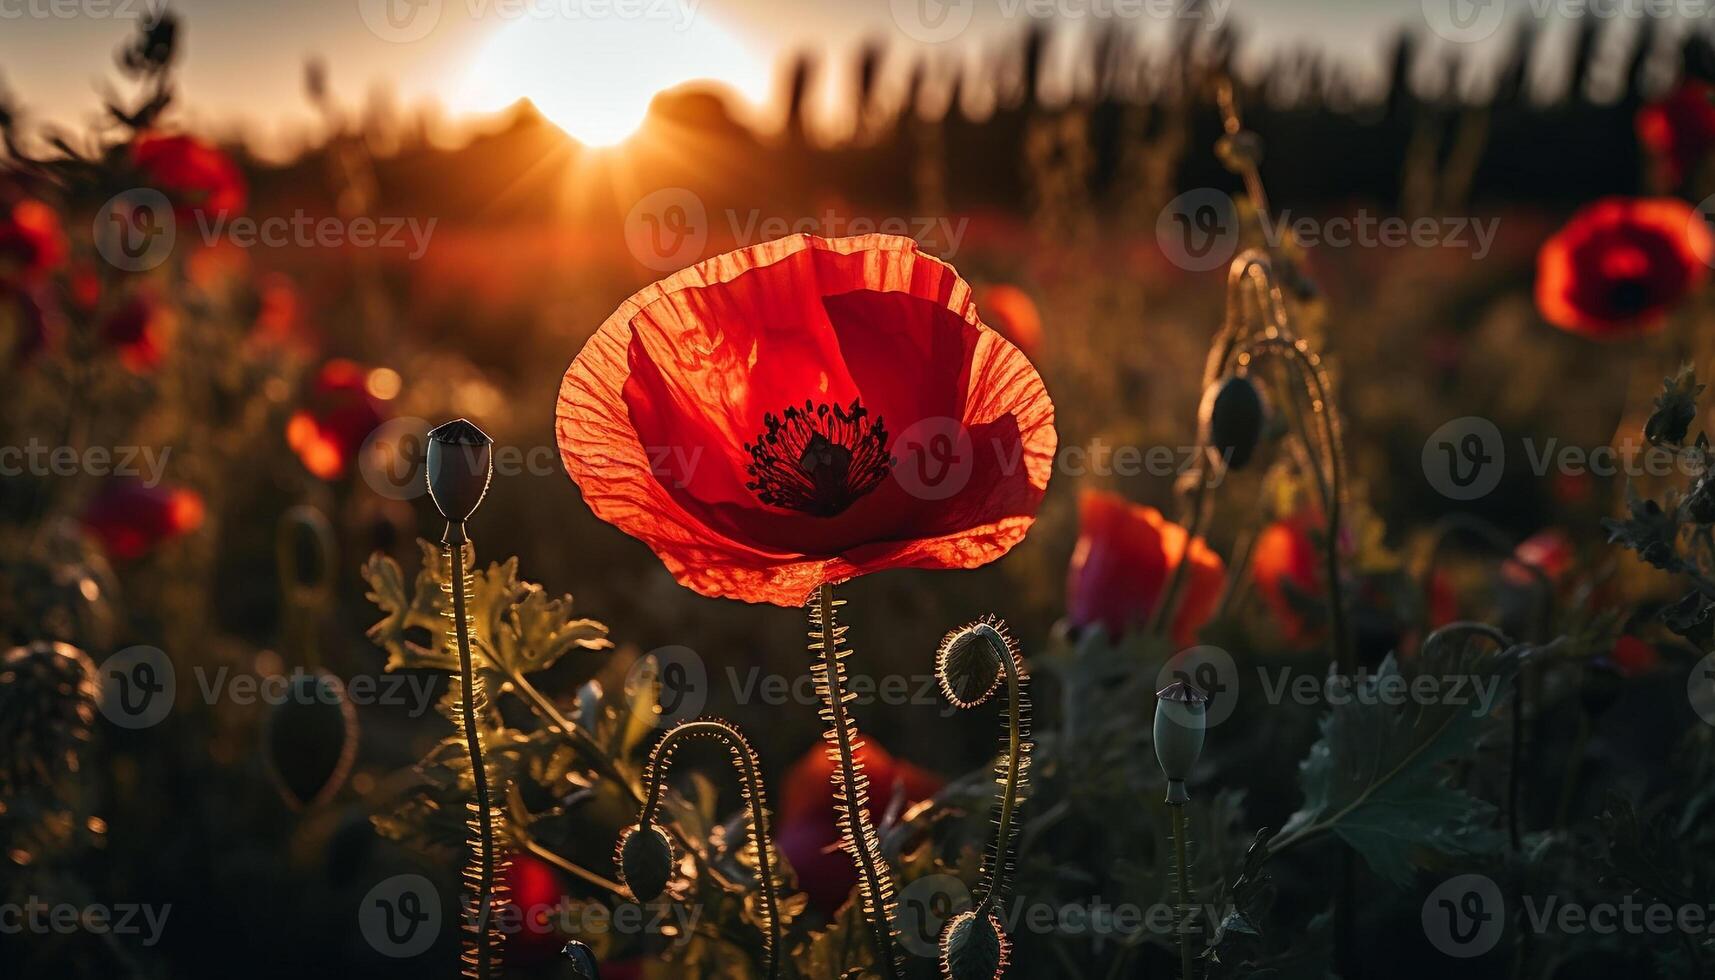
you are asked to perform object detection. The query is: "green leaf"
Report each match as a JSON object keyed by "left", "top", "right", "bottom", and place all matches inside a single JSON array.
[{"left": 1276, "top": 650, "right": 1514, "bottom": 884}]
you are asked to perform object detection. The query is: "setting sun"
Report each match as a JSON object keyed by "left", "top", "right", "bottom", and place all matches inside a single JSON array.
[{"left": 450, "top": 4, "right": 770, "bottom": 147}]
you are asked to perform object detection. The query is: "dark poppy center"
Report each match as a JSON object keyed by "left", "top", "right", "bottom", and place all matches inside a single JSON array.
[
  {"left": 1607, "top": 277, "right": 1652, "bottom": 315},
  {"left": 744, "top": 398, "right": 894, "bottom": 516}
]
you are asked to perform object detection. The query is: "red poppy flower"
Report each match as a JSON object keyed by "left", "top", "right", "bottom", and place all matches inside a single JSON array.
[
  {"left": 1536, "top": 197, "right": 1711, "bottom": 338},
  {"left": 1065, "top": 489, "right": 1225, "bottom": 646},
  {"left": 81, "top": 480, "right": 204, "bottom": 560},
  {"left": 0, "top": 199, "right": 66, "bottom": 283},
  {"left": 504, "top": 853, "right": 567, "bottom": 965},
  {"left": 132, "top": 133, "right": 248, "bottom": 218},
  {"left": 102, "top": 292, "right": 174, "bottom": 372},
  {"left": 1609, "top": 635, "right": 1660, "bottom": 678},
  {"left": 286, "top": 359, "right": 386, "bottom": 480},
  {"left": 1502, "top": 528, "right": 1574, "bottom": 589},
  {"left": 1252, "top": 511, "right": 1326, "bottom": 645},
  {"left": 973, "top": 283, "right": 1042, "bottom": 359},
  {"left": 1637, "top": 79, "right": 1715, "bottom": 186},
  {"left": 556, "top": 234, "right": 1056, "bottom": 606},
  {"left": 777, "top": 740, "right": 942, "bottom": 917}
]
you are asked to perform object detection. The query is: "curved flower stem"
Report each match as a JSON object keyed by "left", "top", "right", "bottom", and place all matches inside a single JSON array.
[
  {"left": 636, "top": 720, "right": 782, "bottom": 980},
  {"left": 939, "top": 620, "right": 1032, "bottom": 918},
  {"left": 811, "top": 583, "right": 901, "bottom": 979},
  {"left": 446, "top": 539, "right": 501, "bottom": 980}
]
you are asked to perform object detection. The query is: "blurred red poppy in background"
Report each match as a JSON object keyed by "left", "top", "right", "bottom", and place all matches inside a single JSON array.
[
  {"left": 1502, "top": 527, "right": 1575, "bottom": 589},
  {"left": 504, "top": 853, "right": 567, "bottom": 965},
  {"left": 1608, "top": 635, "right": 1660, "bottom": 678},
  {"left": 557, "top": 234, "right": 1057, "bottom": 606},
  {"left": 286, "top": 359, "right": 387, "bottom": 480},
  {"left": 1065, "top": 489, "right": 1225, "bottom": 646},
  {"left": 0, "top": 199, "right": 66, "bottom": 283},
  {"left": 1251, "top": 511, "right": 1326, "bottom": 645},
  {"left": 1536, "top": 197, "right": 1711, "bottom": 338},
  {"left": 102, "top": 292, "right": 174, "bottom": 372},
  {"left": 1637, "top": 79, "right": 1715, "bottom": 186},
  {"left": 81, "top": 479, "right": 204, "bottom": 560},
  {"left": 776, "top": 740, "right": 942, "bottom": 917},
  {"left": 972, "top": 282, "right": 1042, "bottom": 358},
  {"left": 133, "top": 133, "right": 248, "bottom": 218}
]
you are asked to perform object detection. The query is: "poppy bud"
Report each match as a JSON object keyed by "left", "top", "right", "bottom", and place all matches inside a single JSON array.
[
  {"left": 1199, "top": 374, "right": 1265, "bottom": 471},
  {"left": 560, "top": 940, "right": 600, "bottom": 979},
  {"left": 264, "top": 670, "right": 358, "bottom": 810},
  {"left": 939, "top": 908, "right": 1008, "bottom": 980},
  {"left": 936, "top": 621, "right": 1007, "bottom": 709},
  {"left": 615, "top": 823, "right": 674, "bottom": 901},
  {"left": 1154, "top": 681, "right": 1208, "bottom": 806},
  {"left": 425, "top": 418, "right": 493, "bottom": 535}
]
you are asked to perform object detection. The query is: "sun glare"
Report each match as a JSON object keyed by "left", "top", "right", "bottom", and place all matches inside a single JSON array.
[{"left": 451, "top": 4, "right": 769, "bottom": 147}]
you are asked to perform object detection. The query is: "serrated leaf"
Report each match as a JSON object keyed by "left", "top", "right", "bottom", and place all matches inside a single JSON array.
[{"left": 1276, "top": 651, "right": 1514, "bottom": 884}]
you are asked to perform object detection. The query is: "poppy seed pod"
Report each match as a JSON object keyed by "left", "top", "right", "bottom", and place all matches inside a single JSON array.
[
  {"left": 1199, "top": 374, "right": 1265, "bottom": 471},
  {"left": 1154, "top": 680, "right": 1208, "bottom": 806},
  {"left": 425, "top": 419, "right": 493, "bottom": 535}
]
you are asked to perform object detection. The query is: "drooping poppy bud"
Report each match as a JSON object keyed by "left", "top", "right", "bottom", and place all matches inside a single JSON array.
[
  {"left": 940, "top": 908, "right": 1008, "bottom": 980},
  {"left": 614, "top": 824, "right": 674, "bottom": 902},
  {"left": 1199, "top": 374, "right": 1265, "bottom": 470},
  {"left": 561, "top": 941, "right": 601, "bottom": 979},
  {"left": 1154, "top": 680, "right": 1207, "bottom": 805},
  {"left": 426, "top": 418, "right": 493, "bottom": 537}
]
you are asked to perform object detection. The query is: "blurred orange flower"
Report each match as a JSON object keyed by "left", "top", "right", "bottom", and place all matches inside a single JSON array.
[
  {"left": 556, "top": 234, "right": 1056, "bottom": 606},
  {"left": 973, "top": 282, "right": 1042, "bottom": 358},
  {"left": 1065, "top": 489, "right": 1225, "bottom": 646},
  {"left": 82, "top": 479, "right": 204, "bottom": 560},
  {"left": 1536, "top": 197, "right": 1710, "bottom": 338},
  {"left": 1637, "top": 79, "right": 1715, "bottom": 186},
  {"left": 133, "top": 133, "right": 248, "bottom": 218},
  {"left": 287, "top": 359, "right": 386, "bottom": 480},
  {"left": 777, "top": 739, "right": 941, "bottom": 917},
  {"left": 0, "top": 199, "right": 66, "bottom": 283}
]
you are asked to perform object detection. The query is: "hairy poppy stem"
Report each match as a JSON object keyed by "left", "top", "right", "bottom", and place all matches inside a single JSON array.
[
  {"left": 1171, "top": 804, "right": 1195, "bottom": 980},
  {"left": 631, "top": 720, "right": 781, "bottom": 980},
  {"left": 811, "top": 583, "right": 901, "bottom": 979},
  {"left": 446, "top": 538, "right": 502, "bottom": 980}
]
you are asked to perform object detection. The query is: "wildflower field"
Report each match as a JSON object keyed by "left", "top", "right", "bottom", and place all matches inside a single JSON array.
[{"left": 4, "top": 5, "right": 1715, "bottom": 979}]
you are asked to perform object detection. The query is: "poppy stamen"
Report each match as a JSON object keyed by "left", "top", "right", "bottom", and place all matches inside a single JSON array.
[{"left": 744, "top": 398, "right": 894, "bottom": 516}]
